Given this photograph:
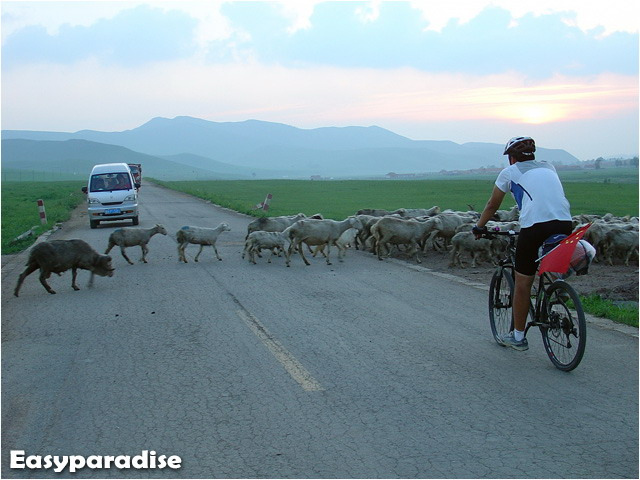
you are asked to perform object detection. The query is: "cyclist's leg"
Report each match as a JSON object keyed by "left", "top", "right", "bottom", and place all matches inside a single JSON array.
[
  {"left": 497, "top": 226, "right": 539, "bottom": 349},
  {"left": 513, "top": 272, "right": 535, "bottom": 332}
]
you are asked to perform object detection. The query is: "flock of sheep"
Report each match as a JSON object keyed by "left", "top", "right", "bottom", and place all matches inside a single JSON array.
[
  {"left": 13, "top": 205, "right": 639, "bottom": 296},
  {"left": 242, "top": 206, "right": 639, "bottom": 269}
]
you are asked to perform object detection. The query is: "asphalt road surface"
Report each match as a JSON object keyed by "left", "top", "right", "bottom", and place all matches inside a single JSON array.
[{"left": 2, "top": 182, "right": 638, "bottom": 478}]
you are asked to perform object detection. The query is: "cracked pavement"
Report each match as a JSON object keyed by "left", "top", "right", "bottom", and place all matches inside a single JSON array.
[{"left": 2, "top": 182, "right": 637, "bottom": 478}]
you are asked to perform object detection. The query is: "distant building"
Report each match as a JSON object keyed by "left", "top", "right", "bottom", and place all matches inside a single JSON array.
[{"left": 385, "top": 172, "right": 416, "bottom": 179}]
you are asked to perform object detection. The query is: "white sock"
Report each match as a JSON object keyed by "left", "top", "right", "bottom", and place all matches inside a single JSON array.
[{"left": 514, "top": 329, "right": 525, "bottom": 341}]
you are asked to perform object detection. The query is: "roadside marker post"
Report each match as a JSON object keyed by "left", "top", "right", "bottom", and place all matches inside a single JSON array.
[
  {"left": 253, "top": 193, "right": 273, "bottom": 211},
  {"left": 262, "top": 193, "right": 272, "bottom": 211},
  {"left": 37, "top": 199, "right": 47, "bottom": 224}
]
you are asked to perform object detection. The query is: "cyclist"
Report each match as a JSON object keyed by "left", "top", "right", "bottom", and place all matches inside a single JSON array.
[{"left": 473, "top": 136, "right": 573, "bottom": 350}]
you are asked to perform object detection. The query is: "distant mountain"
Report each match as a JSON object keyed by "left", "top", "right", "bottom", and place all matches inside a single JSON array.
[
  {"left": 0, "top": 139, "right": 272, "bottom": 180},
  {"left": 2, "top": 116, "right": 581, "bottom": 177}
]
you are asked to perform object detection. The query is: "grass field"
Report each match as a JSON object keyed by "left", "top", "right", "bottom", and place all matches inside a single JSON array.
[
  {"left": 558, "top": 167, "right": 638, "bottom": 184},
  {"left": 1, "top": 181, "right": 85, "bottom": 254},
  {"left": 151, "top": 178, "right": 639, "bottom": 219}
]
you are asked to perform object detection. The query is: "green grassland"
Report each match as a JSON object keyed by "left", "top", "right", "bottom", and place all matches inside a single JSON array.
[
  {"left": 1, "top": 181, "right": 85, "bottom": 254},
  {"left": 152, "top": 178, "right": 638, "bottom": 219},
  {"left": 558, "top": 167, "right": 638, "bottom": 184}
]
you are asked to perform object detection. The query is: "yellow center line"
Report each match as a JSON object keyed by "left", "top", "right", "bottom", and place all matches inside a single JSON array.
[{"left": 236, "top": 310, "right": 324, "bottom": 392}]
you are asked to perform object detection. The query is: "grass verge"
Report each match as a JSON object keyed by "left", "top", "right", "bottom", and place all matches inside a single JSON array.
[
  {"left": 1, "top": 181, "right": 85, "bottom": 254},
  {"left": 580, "top": 295, "right": 639, "bottom": 328}
]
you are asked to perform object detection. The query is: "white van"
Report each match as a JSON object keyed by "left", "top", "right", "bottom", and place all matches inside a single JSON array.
[{"left": 82, "top": 163, "right": 140, "bottom": 229}]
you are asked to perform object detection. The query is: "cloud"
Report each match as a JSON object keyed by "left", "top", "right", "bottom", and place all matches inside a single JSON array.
[
  {"left": 410, "top": 0, "right": 639, "bottom": 35},
  {"left": 3, "top": 2, "right": 637, "bottom": 78},
  {"left": 217, "top": 2, "right": 638, "bottom": 78},
  {"left": 2, "top": 4, "right": 198, "bottom": 67}
]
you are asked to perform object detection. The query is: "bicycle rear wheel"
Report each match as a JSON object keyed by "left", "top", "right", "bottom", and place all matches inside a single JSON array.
[
  {"left": 488, "top": 269, "right": 514, "bottom": 343},
  {"left": 540, "top": 281, "right": 586, "bottom": 371}
]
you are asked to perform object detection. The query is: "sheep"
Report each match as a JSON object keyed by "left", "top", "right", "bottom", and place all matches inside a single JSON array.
[
  {"left": 601, "top": 229, "right": 639, "bottom": 266},
  {"left": 14, "top": 239, "right": 114, "bottom": 296},
  {"left": 355, "top": 208, "right": 406, "bottom": 217},
  {"left": 286, "top": 216, "right": 363, "bottom": 266},
  {"left": 581, "top": 221, "right": 610, "bottom": 262},
  {"left": 312, "top": 227, "right": 359, "bottom": 259},
  {"left": 104, "top": 224, "right": 167, "bottom": 265},
  {"left": 245, "top": 213, "right": 306, "bottom": 239},
  {"left": 177, "top": 223, "right": 231, "bottom": 263},
  {"left": 371, "top": 216, "right": 440, "bottom": 263},
  {"left": 493, "top": 205, "right": 519, "bottom": 222},
  {"left": 573, "top": 214, "right": 601, "bottom": 226},
  {"left": 424, "top": 213, "right": 476, "bottom": 251},
  {"left": 401, "top": 206, "right": 441, "bottom": 218},
  {"left": 449, "top": 231, "right": 507, "bottom": 268},
  {"left": 354, "top": 214, "right": 385, "bottom": 251},
  {"left": 242, "top": 231, "right": 289, "bottom": 264}
]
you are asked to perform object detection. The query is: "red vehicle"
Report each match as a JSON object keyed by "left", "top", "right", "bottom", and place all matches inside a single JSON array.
[{"left": 128, "top": 163, "right": 142, "bottom": 189}]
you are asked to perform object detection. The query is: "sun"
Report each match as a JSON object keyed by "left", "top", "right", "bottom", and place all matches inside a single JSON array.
[
  {"left": 520, "top": 105, "right": 553, "bottom": 124},
  {"left": 498, "top": 103, "right": 567, "bottom": 124}
]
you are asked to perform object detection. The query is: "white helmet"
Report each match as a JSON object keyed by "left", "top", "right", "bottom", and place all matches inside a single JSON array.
[{"left": 503, "top": 136, "right": 536, "bottom": 156}]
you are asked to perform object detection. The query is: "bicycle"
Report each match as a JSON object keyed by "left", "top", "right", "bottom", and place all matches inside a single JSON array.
[{"left": 483, "top": 229, "right": 586, "bottom": 371}]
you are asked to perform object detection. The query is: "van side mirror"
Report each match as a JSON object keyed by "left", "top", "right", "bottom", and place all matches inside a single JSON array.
[
  {"left": 135, "top": 183, "right": 141, "bottom": 189},
  {"left": 82, "top": 186, "right": 88, "bottom": 194}
]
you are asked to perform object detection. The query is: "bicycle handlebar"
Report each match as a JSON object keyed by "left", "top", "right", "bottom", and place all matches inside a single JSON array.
[{"left": 478, "top": 228, "right": 519, "bottom": 239}]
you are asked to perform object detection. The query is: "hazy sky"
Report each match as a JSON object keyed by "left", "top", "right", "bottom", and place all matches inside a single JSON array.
[{"left": 1, "top": 0, "right": 638, "bottom": 160}]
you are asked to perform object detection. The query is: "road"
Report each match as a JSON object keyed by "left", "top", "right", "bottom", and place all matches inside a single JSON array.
[{"left": 2, "top": 182, "right": 638, "bottom": 478}]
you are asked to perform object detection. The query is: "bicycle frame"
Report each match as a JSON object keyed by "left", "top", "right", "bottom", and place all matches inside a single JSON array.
[
  {"left": 526, "top": 272, "right": 557, "bottom": 334},
  {"left": 488, "top": 230, "right": 556, "bottom": 335}
]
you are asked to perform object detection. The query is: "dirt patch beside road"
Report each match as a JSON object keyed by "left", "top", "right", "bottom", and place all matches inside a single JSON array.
[{"left": 388, "top": 246, "right": 639, "bottom": 303}]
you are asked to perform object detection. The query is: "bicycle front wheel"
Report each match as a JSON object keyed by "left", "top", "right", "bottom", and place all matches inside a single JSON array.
[
  {"left": 541, "top": 281, "right": 586, "bottom": 371},
  {"left": 489, "top": 269, "right": 514, "bottom": 344}
]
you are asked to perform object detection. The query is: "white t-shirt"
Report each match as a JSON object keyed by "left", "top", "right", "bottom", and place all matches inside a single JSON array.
[{"left": 495, "top": 160, "right": 571, "bottom": 228}]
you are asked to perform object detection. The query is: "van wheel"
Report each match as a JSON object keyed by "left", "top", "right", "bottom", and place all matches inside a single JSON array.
[
  {"left": 90, "top": 220, "right": 99, "bottom": 229},
  {"left": 132, "top": 216, "right": 139, "bottom": 226}
]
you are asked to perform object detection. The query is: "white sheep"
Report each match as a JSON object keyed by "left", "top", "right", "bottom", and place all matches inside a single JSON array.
[
  {"left": 355, "top": 208, "right": 406, "bottom": 217},
  {"left": 493, "top": 205, "right": 519, "bottom": 222},
  {"left": 401, "top": 206, "right": 441, "bottom": 218},
  {"left": 424, "top": 213, "right": 476, "bottom": 252},
  {"left": 449, "top": 231, "right": 506, "bottom": 268},
  {"left": 104, "top": 224, "right": 167, "bottom": 265},
  {"left": 580, "top": 221, "right": 636, "bottom": 263},
  {"left": 355, "top": 214, "right": 385, "bottom": 251},
  {"left": 245, "top": 213, "right": 306, "bottom": 239},
  {"left": 312, "top": 227, "right": 359, "bottom": 259},
  {"left": 371, "top": 216, "right": 440, "bottom": 263},
  {"left": 601, "top": 229, "right": 639, "bottom": 266},
  {"left": 286, "top": 216, "right": 363, "bottom": 266},
  {"left": 242, "top": 230, "right": 289, "bottom": 264},
  {"left": 176, "top": 223, "right": 231, "bottom": 263}
]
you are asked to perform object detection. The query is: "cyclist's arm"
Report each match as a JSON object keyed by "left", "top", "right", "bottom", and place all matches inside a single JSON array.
[{"left": 476, "top": 185, "right": 506, "bottom": 228}]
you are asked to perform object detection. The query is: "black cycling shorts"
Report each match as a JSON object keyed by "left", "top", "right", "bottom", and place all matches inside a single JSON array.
[{"left": 515, "top": 220, "right": 573, "bottom": 276}]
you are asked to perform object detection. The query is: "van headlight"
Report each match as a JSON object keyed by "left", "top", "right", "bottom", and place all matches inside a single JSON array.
[
  {"left": 124, "top": 194, "right": 137, "bottom": 202},
  {"left": 88, "top": 197, "right": 101, "bottom": 204}
]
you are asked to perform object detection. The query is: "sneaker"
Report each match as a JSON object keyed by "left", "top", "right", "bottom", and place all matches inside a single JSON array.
[{"left": 496, "top": 332, "right": 529, "bottom": 351}]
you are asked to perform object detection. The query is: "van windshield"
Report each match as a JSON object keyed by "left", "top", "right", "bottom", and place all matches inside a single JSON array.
[{"left": 90, "top": 173, "right": 132, "bottom": 192}]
